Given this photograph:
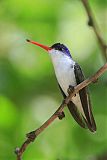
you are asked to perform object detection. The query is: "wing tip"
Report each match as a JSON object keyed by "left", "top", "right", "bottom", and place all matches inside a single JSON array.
[
  {"left": 88, "top": 123, "right": 97, "bottom": 133},
  {"left": 89, "top": 128, "right": 97, "bottom": 133},
  {"left": 84, "top": 117, "right": 97, "bottom": 133}
]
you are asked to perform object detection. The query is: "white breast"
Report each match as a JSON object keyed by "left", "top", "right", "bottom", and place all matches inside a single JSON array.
[{"left": 49, "top": 49, "right": 76, "bottom": 95}]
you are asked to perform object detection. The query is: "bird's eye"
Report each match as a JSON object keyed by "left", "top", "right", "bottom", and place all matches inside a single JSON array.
[
  {"left": 58, "top": 47, "right": 63, "bottom": 51},
  {"left": 59, "top": 48, "right": 62, "bottom": 51}
]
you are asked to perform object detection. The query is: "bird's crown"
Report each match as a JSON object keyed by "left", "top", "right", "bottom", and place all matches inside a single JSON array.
[{"left": 51, "top": 43, "right": 71, "bottom": 57}]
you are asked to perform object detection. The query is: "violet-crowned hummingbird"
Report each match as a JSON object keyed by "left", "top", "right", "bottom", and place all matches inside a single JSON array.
[{"left": 26, "top": 39, "right": 96, "bottom": 132}]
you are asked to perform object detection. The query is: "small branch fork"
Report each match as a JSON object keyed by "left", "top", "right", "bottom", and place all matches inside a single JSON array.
[
  {"left": 81, "top": 0, "right": 107, "bottom": 61},
  {"left": 15, "top": 63, "right": 107, "bottom": 160}
]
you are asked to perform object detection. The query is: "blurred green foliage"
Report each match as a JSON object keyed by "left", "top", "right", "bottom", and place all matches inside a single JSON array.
[{"left": 0, "top": 0, "right": 107, "bottom": 160}]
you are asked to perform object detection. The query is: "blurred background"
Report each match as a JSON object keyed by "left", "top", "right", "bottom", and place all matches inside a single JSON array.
[{"left": 0, "top": 0, "right": 107, "bottom": 160}]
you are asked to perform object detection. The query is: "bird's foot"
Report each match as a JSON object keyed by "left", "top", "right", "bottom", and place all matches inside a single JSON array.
[
  {"left": 67, "top": 85, "right": 76, "bottom": 96},
  {"left": 55, "top": 111, "right": 65, "bottom": 120}
]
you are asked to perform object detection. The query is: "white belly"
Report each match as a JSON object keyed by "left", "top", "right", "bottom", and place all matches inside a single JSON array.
[
  {"left": 55, "top": 62, "right": 76, "bottom": 96},
  {"left": 55, "top": 63, "right": 85, "bottom": 117}
]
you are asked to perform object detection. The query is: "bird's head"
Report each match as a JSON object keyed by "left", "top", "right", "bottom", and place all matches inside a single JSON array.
[{"left": 26, "top": 39, "right": 71, "bottom": 58}]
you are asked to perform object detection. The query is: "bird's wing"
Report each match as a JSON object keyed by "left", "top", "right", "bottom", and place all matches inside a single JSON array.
[
  {"left": 58, "top": 83, "right": 87, "bottom": 129},
  {"left": 74, "top": 63, "right": 96, "bottom": 132}
]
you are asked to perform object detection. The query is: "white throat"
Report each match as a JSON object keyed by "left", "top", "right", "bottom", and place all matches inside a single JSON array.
[{"left": 49, "top": 49, "right": 74, "bottom": 69}]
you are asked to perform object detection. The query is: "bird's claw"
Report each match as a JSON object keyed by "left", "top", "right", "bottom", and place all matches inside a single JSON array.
[
  {"left": 67, "top": 85, "right": 76, "bottom": 96},
  {"left": 55, "top": 111, "right": 65, "bottom": 120}
]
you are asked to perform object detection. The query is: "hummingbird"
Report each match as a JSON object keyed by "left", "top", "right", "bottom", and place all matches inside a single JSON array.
[{"left": 26, "top": 39, "right": 96, "bottom": 132}]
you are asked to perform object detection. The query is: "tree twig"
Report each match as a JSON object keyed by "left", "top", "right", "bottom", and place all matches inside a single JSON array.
[
  {"left": 15, "top": 2, "right": 107, "bottom": 159},
  {"left": 81, "top": 0, "right": 107, "bottom": 61},
  {"left": 15, "top": 63, "right": 107, "bottom": 160}
]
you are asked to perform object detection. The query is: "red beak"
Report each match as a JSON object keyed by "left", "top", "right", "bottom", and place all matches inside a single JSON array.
[{"left": 26, "top": 39, "right": 51, "bottom": 51}]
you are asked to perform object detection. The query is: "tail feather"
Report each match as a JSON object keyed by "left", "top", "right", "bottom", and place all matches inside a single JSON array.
[
  {"left": 67, "top": 100, "right": 96, "bottom": 132},
  {"left": 79, "top": 88, "right": 97, "bottom": 132},
  {"left": 67, "top": 101, "right": 87, "bottom": 129}
]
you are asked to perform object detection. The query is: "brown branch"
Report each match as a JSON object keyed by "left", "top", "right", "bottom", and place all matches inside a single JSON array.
[
  {"left": 15, "top": 63, "right": 107, "bottom": 160},
  {"left": 81, "top": 0, "right": 107, "bottom": 61}
]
